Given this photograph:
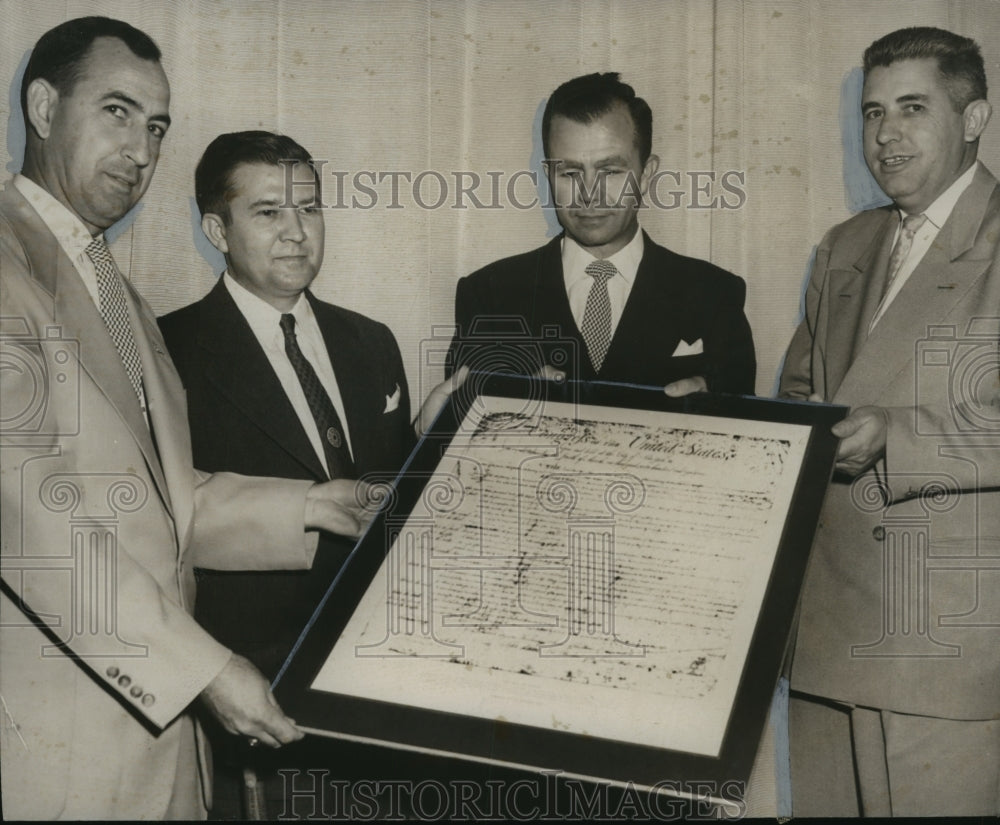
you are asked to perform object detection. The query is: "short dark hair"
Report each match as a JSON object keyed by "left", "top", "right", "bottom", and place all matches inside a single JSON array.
[
  {"left": 863, "top": 27, "right": 987, "bottom": 112},
  {"left": 195, "top": 131, "right": 317, "bottom": 222},
  {"left": 542, "top": 72, "right": 653, "bottom": 165},
  {"left": 21, "top": 17, "right": 161, "bottom": 126}
]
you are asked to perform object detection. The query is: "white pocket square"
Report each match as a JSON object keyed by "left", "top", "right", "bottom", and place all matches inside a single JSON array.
[
  {"left": 383, "top": 384, "right": 401, "bottom": 413},
  {"left": 671, "top": 338, "right": 704, "bottom": 357}
]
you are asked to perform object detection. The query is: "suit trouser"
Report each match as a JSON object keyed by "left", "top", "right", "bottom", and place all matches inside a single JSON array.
[{"left": 789, "top": 694, "right": 1000, "bottom": 817}]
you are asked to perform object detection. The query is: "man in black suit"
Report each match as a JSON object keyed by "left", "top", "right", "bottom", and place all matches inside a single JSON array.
[
  {"left": 159, "top": 131, "right": 422, "bottom": 818},
  {"left": 447, "top": 72, "right": 756, "bottom": 395}
]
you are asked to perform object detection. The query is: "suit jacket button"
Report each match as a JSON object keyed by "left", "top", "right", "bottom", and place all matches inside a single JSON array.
[
  {"left": 106, "top": 666, "right": 120, "bottom": 679},
  {"left": 130, "top": 685, "right": 143, "bottom": 698},
  {"left": 118, "top": 674, "right": 131, "bottom": 688},
  {"left": 141, "top": 694, "right": 155, "bottom": 707},
  {"left": 872, "top": 525, "right": 886, "bottom": 541}
]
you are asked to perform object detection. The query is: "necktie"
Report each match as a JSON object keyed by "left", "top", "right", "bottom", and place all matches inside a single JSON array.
[
  {"left": 279, "top": 313, "right": 355, "bottom": 479},
  {"left": 884, "top": 212, "right": 928, "bottom": 298},
  {"left": 870, "top": 212, "right": 927, "bottom": 332},
  {"left": 85, "top": 236, "right": 144, "bottom": 406},
  {"left": 580, "top": 259, "right": 617, "bottom": 371}
]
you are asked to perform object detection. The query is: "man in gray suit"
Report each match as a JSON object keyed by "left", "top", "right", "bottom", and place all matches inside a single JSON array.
[
  {"left": 1, "top": 16, "right": 372, "bottom": 819},
  {"left": 779, "top": 26, "right": 1000, "bottom": 816}
]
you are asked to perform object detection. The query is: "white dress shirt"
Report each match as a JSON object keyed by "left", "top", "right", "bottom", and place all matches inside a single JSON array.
[
  {"left": 14, "top": 174, "right": 149, "bottom": 416},
  {"left": 562, "top": 225, "right": 645, "bottom": 336},
  {"left": 223, "top": 273, "right": 353, "bottom": 474},
  {"left": 871, "top": 161, "right": 979, "bottom": 329}
]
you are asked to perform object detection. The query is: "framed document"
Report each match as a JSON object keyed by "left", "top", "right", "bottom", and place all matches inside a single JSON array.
[{"left": 274, "top": 375, "right": 847, "bottom": 806}]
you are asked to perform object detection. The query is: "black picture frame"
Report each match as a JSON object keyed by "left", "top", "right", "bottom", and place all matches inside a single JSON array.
[{"left": 274, "top": 374, "right": 847, "bottom": 806}]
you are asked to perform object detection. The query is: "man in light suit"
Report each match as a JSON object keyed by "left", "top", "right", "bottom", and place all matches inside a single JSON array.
[
  {"left": 779, "top": 27, "right": 1000, "bottom": 816},
  {"left": 159, "top": 131, "right": 419, "bottom": 818},
  {"left": 0, "top": 18, "right": 373, "bottom": 820},
  {"left": 447, "top": 72, "right": 756, "bottom": 395}
]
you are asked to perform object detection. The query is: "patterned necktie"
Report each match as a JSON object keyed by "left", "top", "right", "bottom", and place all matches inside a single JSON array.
[
  {"left": 84, "top": 236, "right": 144, "bottom": 406},
  {"left": 279, "top": 313, "right": 355, "bottom": 479},
  {"left": 870, "top": 212, "right": 927, "bottom": 333},
  {"left": 884, "top": 212, "right": 927, "bottom": 298},
  {"left": 580, "top": 259, "right": 617, "bottom": 371}
]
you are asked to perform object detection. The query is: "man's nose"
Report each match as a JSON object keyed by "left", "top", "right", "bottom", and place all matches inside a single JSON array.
[
  {"left": 279, "top": 209, "right": 307, "bottom": 241},
  {"left": 123, "top": 125, "right": 154, "bottom": 168},
  {"left": 875, "top": 112, "right": 901, "bottom": 145}
]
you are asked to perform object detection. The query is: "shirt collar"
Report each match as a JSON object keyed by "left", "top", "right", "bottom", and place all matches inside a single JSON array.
[
  {"left": 223, "top": 270, "right": 310, "bottom": 341},
  {"left": 14, "top": 174, "right": 96, "bottom": 259},
  {"left": 561, "top": 225, "right": 645, "bottom": 286},
  {"left": 906, "top": 161, "right": 979, "bottom": 230}
]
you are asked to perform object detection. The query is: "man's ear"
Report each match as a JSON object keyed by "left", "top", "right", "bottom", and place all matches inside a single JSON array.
[
  {"left": 24, "top": 78, "right": 58, "bottom": 140},
  {"left": 201, "top": 212, "right": 229, "bottom": 254},
  {"left": 963, "top": 99, "right": 992, "bottom": 142},
  {"left": 640, "top": 153, "right": 660, "bottom": 196}
]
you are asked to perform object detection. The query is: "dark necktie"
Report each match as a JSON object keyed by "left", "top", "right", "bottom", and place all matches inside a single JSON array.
[
  {"left": 279, "top": 313, "right": 355, "bottom": 479},
  {"left": 580, "top": 259, "right": 617, "bottom": 371},
  {"left": 85, "top": 236, "right": 145, "bottom": 408}
]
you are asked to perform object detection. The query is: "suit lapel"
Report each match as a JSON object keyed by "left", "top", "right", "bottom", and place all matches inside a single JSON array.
[
  {"left": 197, "top": 281, "right": 327, "bottom": 480},
  {"left": 308, "top": 293, "right": 375, "bottom": 476},
  {"left": 601, "top": 232, "right": 684, "bottom": 379},
  {"left": 823, "top": 212, "right": 896, "bottom": 396},
  {"left": 6, "top": 187, "right": 173, "bottom": 510},
  {"left": 531, "top": 237, "right": 592, "bottom": 378},
  {"left": 121, "top": 279, "right": 178, "bottom": 514},
  {"left": 833, "top": 167, "right": 999, "bottom": 406}
]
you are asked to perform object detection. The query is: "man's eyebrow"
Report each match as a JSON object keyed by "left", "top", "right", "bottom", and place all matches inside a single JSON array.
[
  {"left": 594, "top": 155, "right": 631, "bottom": 167},
  {"left": 862, "top": 92, "right": 931, "bottom": 112},
  {"left": 247, "top": 197, "right": 282, "bottom": 209},
  {"left": 99, "top": 91, "right": 172, "bottom": 127}
]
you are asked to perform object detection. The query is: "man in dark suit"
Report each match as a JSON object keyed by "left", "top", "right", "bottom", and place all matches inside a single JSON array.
[
  {"left": 159, "top": 131, "right": 422, "bottom": 818},
  {"left": 779, "top": 28, "right": 999, "bottom": 816},
  {"left": 447, "top": 72, "right": 756, "bottom": 395}
]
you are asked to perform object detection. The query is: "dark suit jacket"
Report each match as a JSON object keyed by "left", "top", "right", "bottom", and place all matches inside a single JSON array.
[
  {"left": 446, "top": 231, "right": 756, "bottom": 392},
  {"left": 159, "top": 279, "right": 416, "bottom": 680}
]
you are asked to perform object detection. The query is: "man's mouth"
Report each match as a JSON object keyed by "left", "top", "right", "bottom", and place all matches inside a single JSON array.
[
  {"left": 879, "top": 155, "right": 913, "bottom": 169},
  {"left": 107, "top": 172, "right": 139, "bottom": 189}
]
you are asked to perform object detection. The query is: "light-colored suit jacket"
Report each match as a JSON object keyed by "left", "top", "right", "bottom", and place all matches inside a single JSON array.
[
  {"left": 780, "top": 163, "right": 1000, "bottom": 720},
  {"left": 0, "top": 182, "right": 318, "bottom": 820}
]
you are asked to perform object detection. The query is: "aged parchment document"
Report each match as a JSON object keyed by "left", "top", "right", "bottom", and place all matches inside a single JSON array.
[{"left": 313, "top": 396, "right": 810, "bottom": 757}]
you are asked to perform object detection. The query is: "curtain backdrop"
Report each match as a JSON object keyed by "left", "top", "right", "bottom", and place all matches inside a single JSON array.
[{"left": 4, "top": 0, "right": 999, "bottom": 405}]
